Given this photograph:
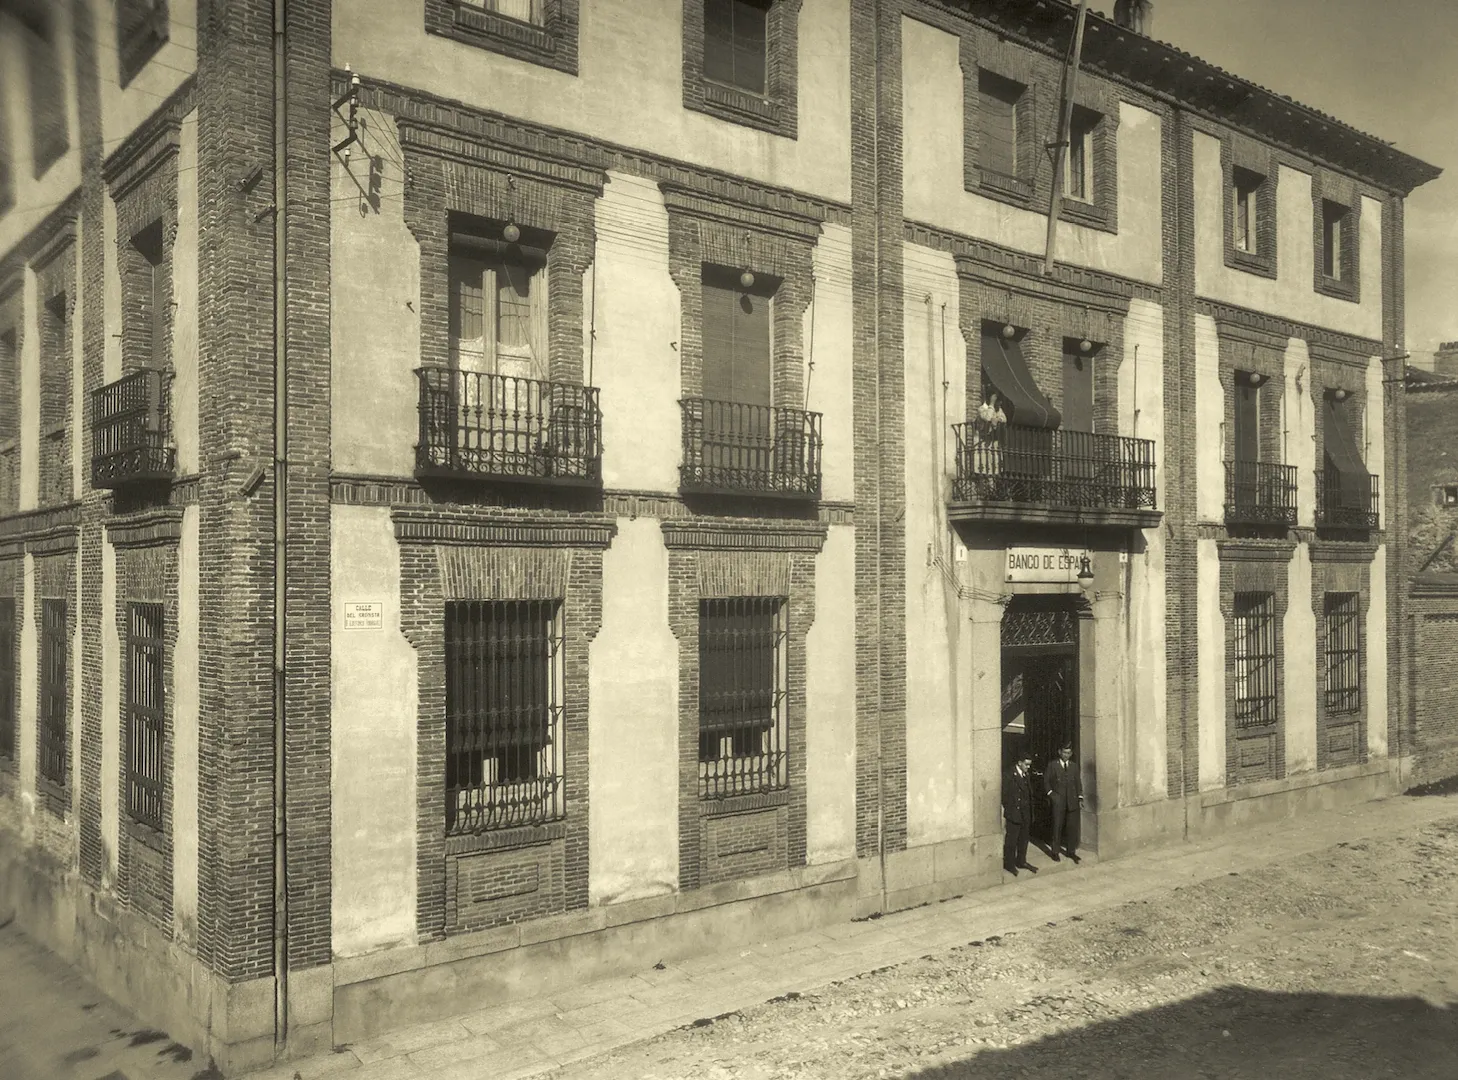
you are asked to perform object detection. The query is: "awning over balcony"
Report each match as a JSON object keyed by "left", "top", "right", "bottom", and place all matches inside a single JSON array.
[
  {"left": 1323, "top": 398, "right": 1370, "bottom": 505},
  {"left": 980, "top": 325, "right": 1060, "bottom": 430}
]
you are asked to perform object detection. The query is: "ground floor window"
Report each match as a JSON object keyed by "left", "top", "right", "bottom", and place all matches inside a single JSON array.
[
  {"left": 126, "top": 602, "right": 166, "bottom": 830},
  {"left": 698, "top": 596, "right": 787, "bottom": 799},
  {"left": 1233, "top": 591, "right": 1278, "bottom": 728},
  {"left": 38, "top": 598, "right": 67, "bottom": 786},
  {"left": 444, "top": 599, "right": 564, "bottom": 834},
  {"left": 1323, "top": 592, "right": 1361, "bottom": 715}
]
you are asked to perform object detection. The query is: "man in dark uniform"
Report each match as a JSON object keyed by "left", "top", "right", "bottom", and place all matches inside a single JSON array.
[
  {"left": 1002, "top": 751, "right": 1035, "bottom": 875},
  {"left": 1045, "top": 742, "right": 1083, "bottom": 863}
]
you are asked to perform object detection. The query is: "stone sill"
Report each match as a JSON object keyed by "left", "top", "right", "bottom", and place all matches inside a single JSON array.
[
  {"left": 1201, "top": 757, "right": 1388, "bottom": 808},
  {"left": 1228, "top": 248, "right": 1278, "bottom": 281},
  {"left": 1315, "top": 274, "right": 1359, "bottom": 303},
  {"left": 334, "top": 856, "right": 857, "bottom": 987}
]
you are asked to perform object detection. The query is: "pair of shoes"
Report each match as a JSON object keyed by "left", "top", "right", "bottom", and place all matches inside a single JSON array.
[{"left": 1050, "top": 853, "right": 1061, "bottom": 862}]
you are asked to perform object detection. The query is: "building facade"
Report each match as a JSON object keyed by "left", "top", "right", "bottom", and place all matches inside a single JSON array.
[
  {"left": 1405, "top": 358, "right": 1458, "bottom": 784},
  {"left": 0, "top": 0, "right": 1440, "bottom": 1073}
]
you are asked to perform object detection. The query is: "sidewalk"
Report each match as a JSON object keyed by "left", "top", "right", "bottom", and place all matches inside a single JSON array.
[
  {"left": 240, "top": 790, "right": 1458, "bottom": 1080},
  {"left": 4, "top": 791, "right": 1455, "bottom": 1080}
]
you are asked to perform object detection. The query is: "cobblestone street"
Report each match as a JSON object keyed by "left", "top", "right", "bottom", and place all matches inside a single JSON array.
[{"left": 552, "top": 797, "right": 1458, "bottom": 1080}]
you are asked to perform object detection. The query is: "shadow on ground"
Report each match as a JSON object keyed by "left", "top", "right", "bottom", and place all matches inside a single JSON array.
[
  {"left": 1406, "top": 775, "right": 1458, "bottom": 797},
  {"left": 903, "top": 987, "right": 1458, "bottom": 1080}
]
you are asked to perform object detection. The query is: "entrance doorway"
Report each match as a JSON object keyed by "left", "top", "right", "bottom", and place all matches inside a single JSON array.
[{"left": 1000, "top": 598, "right": 1081, "bottom": 847}]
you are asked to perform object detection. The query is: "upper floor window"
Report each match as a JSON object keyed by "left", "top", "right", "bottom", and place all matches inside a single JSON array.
[
  {"left": 1065, "top": 108, "right": 1099, "bottom": 203},
  {"left": 461, "top": 0, "right": 544, "bottom": 26},
  {"left": 117, "top": 0, "right": 170, "bottom": 86},
  {"left": 977, "top": 71, "right": 1023, "bottom": 181},
  {"left": 22, "top": 7, "right": 68, "bottom": 177},
  {"left": 1232, "top": 167, "right": 1264, "bottom": 255},
  {"left": 127, "top": 221, "right": 168, "bottom": 369},
  {"left": 1232, "top": 370, "right": 1264, "bottom": 464},
  {"left": 1314, "top": 186, "right": 1360, "bottom": 301},
  {"left": 701, "top": 265, "right": 773, "bottom": 408},
  {"left": 704, "top": 0, "right": 769, "bottom": 96},
  {"left": 0, "top": 84, "right": 13, "bottom": 215},
  {"left": 448, "top": 227, "right": 550, "bottom": 382}
]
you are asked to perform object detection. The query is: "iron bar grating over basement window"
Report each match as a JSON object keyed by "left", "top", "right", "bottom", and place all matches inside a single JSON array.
[
  {"left": 0, "top": 598, "right": 15, "bottom": 760},
  {"left": 39, "top": 599, "right": 67, "bottom": 786},
  {"left": 698, "top": 597, "right": 787, "bottom": 799},
  {"left": 127, "top": 603, "right": 166, "bottom": 830},
  {"left": 1324, "top": 593, "right": 1361, "bottom": 715},
  {"left": 445, "top": 599, "right": 564, "bottom": 834},
  {"left": 1233, "top": 592, "right": 1278, "bottom": 729}
]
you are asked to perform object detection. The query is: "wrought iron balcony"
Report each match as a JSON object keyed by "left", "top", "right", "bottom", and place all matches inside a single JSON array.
[
  {"left": 949, "top": 422, "right": 1158, "bottom": 528},
  {"left": 1223, "top": 460, "right": 1297, "bottom": 527},
  {"left": 1315, "top": 469, "right": 1380, "bottom": 531},
  {"left": 679, "top": 398, "right": 822, "bottom": 501},
  {"left": 91, "top": 368, "right": 175, "bottom": 489},
  {"left": 415, "top": 368, "right": 602, "bottom": 487}
]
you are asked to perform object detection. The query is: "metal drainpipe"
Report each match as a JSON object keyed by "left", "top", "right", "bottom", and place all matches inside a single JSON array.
[
  {"left": 871, "top": 0, "right": 888, "bottom": 916},
  {"left": 271, "top": 0, "right": 290, "bottom": 1053}
]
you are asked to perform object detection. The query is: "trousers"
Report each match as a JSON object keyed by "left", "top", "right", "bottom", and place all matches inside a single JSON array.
[
  {"left": 1050, "top": 796, "right": 1080, "bottom": 855},
  {"left": 1003, "top": 818, "right": 1029, "bottom": 869}
]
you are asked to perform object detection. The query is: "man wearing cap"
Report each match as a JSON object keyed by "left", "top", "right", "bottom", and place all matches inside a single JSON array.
[
  {"left": 1045, "top": 742, "right": 1083, "bottom": 863},
  {"left": 1001, "top": 751, "right": 1035, "bottom": 875}
]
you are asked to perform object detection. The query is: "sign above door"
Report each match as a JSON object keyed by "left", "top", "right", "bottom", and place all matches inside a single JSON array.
[{"left": 1005, "top": 546, "right": 1095, "bottom": 584}]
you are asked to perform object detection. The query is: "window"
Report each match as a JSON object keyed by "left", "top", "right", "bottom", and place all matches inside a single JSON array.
[
  {"left": 977, "top": 71, "right": 1023, "bottom": 180},
  {"left": 444, "top": 600, "right": 564, "bottom": 834},
  {"left": 128, "top": 221, "right": 167, "bottom": 369},
  {"left": 448, "top": 232, "right": 549, "bottom": 382},
  {"left": 1232, "top": 592, "right": 1277, "bottom": 729},
  {"left": 41, "top": 292, "right": 71, "bottom": 506},
  {"left": 117, "top": 0, "right": 170, "bottom": 86},
  {"left": 0, "top": 327, "right": 16, "bottom": 515},
  {"left": 1065, "top": 108, "right": 1098, "bottom": 203},
  {"left": 701, "top": 266, "right": 772, "bottom": 407},
  {"left": 704, "top": 0, "right": 769, "bottom": 96},
  {"left": 0, "top": 598, "right": 15, "bottom": 761},
  {"left": 1233, "top": 371, "right": 1261, "bottom": 464},
  {"left": 1321, "top": 200, "right": 1347, "bottom": 280},
  {"left": 22, "top": 7, "right": 68, "bottom": 177},
  {"left": 461, "top": 0, "right": 544, "bottom": 26},
  {"left": 1233, "top": 167, "right": 1263, "bottom": 255},
  {"left": 38, "top": 599, "right": 67, "bottom": 788},
  {"left": 126, "top": 603, "right": 166, "bottom": 830},
  {"left": 0, "top": 84, "right": 13, "bottom": 215},
  {"left": 1323, "top": 593, "right": 1360, "bottom": 716},
  {"left": 1438, "top": 485, "right": 1458, "bottom": 507},
  {"left": 698, "top": 597, "right": 787, "bottom": 799}
]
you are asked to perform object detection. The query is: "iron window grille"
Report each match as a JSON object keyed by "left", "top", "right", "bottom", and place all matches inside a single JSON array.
[
  {"left": 0, "top": 598, "right": 15, "bottom": 760},
  {"left": 126, "top": 603, "right": 166, "bottom": 830},
  {"left": 38, "top": 599, "right": 67, "bottom": 787},
  {"left": 1324, "top": 593, "right": 1361, "bottom": 716},
  {"left": 444, "top": 599, "right": 565, "bottom": 835},
  {"left": 698, "top": 597, "right": 788, "bottom": 799},
  {"left": 1233, "top": 592, "right": 1278, "bottom": 729}
]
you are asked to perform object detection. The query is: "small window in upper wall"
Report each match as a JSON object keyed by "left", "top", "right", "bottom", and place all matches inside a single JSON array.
[
  {"left": 1065, "top": 109, "right": 1098, "bottom": 203},
  {"left": 1438, "top": 485, "right": 1458, "bottom": 507},
  {"left": 704, "top": 0, "right": 770, "bottom": 96},
  {"left": 117, "top": 0, "right": 170, "bottom": 86},
  {"left": 1232, "top": 167, "right": 1264, "bottom": 255},
  {"left": 461, "top": 0, "right": 545, "bottom": 27},
  {"left": 977, "top": 71, "right": 1023, "bottom": 180},
  {"left": 22, "top": 8, "right": 68, "bottom": 177},
  {"left": 1321, "top": 200, "right": 1347, "bottom": 280}
]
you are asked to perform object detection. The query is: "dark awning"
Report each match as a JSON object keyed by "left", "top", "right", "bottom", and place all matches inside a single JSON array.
[
  {"left": 1323, "top": 398, "right": 1370, "bottom": 506},
  {"left": 981, "top": 326, "right": 1061, "bottom": 430}
]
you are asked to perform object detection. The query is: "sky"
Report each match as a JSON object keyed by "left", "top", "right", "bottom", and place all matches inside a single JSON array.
[{"left": 1150, "top": 0, "right": 1457, "bottom": 367}]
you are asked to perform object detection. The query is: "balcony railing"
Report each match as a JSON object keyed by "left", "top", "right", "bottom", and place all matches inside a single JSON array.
[
  {"left": 679, "top": 399, "right": 823, "bottom": 500},
  {"left": 1223, "top": 460, "right": 1297, "bottom": 527},
  {"left": 1316, "top": 469, "right": 1380, "bottom": 531},
  {"left": 415, "top": 368, "right": 602, "bottom": 487},
  {"left": 951, "top": 423, "right": 1157, "bottom": 515},
  {"left": 91, "top": 368, "right": 175, "bottom": 490}
]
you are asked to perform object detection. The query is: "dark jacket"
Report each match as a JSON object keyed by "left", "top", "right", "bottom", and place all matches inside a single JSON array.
[
  {"left": 1002, "top": 767, "right": 1033, "bottom": 824},
  {"left": 1045, "top": 756, "right": 1082, "bottom": 803}
]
